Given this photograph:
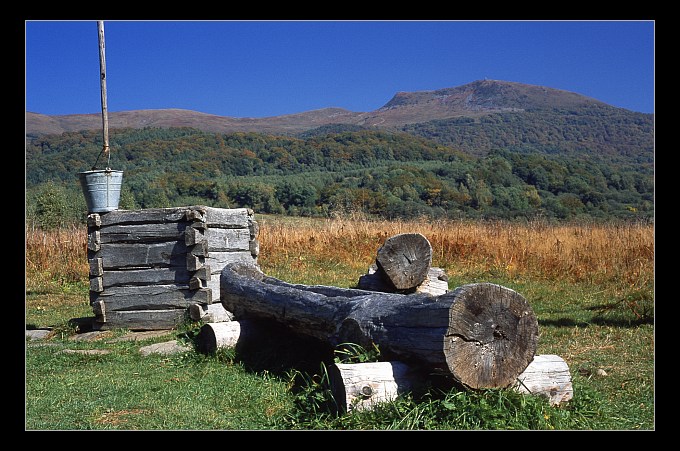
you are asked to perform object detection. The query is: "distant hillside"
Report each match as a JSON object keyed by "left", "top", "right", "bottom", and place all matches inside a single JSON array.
[
  {"left": 25, "top": 79, "right": 629, "bottom": 136},
  {"left": 26, "top": 79, "right": 653, "bottom": 160},
  {"left": 26, "top": 126, "right": 653, "bottom": 224}
]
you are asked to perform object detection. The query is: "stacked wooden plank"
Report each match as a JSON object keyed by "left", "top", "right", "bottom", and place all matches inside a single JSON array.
[{"left": 87, "top": 206, "right": 258, "bottom": 330}]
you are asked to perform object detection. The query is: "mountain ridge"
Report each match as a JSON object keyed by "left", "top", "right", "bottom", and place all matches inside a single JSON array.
[{"left": 26, "top": 79, "right": 638, "bottom": 138}]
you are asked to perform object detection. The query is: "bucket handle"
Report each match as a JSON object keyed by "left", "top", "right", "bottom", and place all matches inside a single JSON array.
[{"left": 91, "top": 144, "right": 111, "bottom": 171}]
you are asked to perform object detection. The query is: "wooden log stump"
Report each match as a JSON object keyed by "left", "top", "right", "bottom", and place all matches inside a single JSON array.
[
  {"left": 329, "top": 361, "right": 415, "bottom": 412},
  {"left": 196, "top": 321, "right": 246, "bottom": 353},
  {"left": 513, "top": 354, "right": 573, "bottom": 406},
  {"left": 220, "top": 262, "right": 538, "bottom": 389},
  {"left": 375, "top": 233, "right": 433, "bottom": 291}
]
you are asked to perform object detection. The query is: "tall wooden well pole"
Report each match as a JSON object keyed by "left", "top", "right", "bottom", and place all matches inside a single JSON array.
[{"left": 97, "top": 21, "right": 110, "bottom": 167}]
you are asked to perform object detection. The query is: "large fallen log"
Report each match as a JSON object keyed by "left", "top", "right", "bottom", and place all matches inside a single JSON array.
[{"left": 220, "top": 262, "right": 539, "bottom": 389}]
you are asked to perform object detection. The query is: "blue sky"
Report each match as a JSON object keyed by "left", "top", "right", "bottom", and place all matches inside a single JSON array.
[{"left": 25, "top": 20, "right": 655, "bottom": 117}]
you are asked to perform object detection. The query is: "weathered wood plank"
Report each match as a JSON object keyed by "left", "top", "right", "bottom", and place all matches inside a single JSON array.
[
  {"left": 98, "top": 222, "right": 188, "bottom": 243},
  {"left": 513, "top": 354, "right": 573, "bottom": 406},
  {"left": 93, "top": 241, "right": 208, "bottom": 269},
  {"left": 186, "top": 206, "right": 253, "bottom": 229},
  {"left": 208, "top": 227, "right": 251, "bottom": 252},
  {"left": 92, "top": 306, "right": 187, "bottom": 331},
  {"left": 97, "top": 207, "right": 193, "bottom": 226},
  {"left": 184, "top": 226, "right": 205, "bottom": 246},
  {"left": 92, "top": 266, "right": 210, "bottom": 289},
  {"left": 90, "top": 285, "right": 212, "bottom": 310},
  {"left": 87, "top": 213, "right": 101, "bottom": 228},
  {"left": 186, "top": 227, "right": 251, "bottom": 252}
]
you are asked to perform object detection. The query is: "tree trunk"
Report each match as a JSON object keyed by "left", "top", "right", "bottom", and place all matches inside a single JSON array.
[
  {"left": 375, "top": 233, "right": 433, "bottom": 291},
  {"left": 220, "top": 262, "right": 538, "bottom": 389}
]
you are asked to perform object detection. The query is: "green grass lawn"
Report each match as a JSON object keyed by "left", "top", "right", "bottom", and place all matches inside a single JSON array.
[{"left": 25, "top": 271, "right": 654, "bottom": 430}]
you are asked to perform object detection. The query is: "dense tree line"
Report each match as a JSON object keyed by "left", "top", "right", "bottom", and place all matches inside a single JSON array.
[
  {"left": 400, "top": 105, "right": 654, "bottom": 159},
  {"left": 25, "top": 124, "right": 653, "bottom": 228}
]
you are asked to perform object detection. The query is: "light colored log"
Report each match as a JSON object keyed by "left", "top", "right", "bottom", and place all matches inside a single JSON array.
[
  {"left": 328, "top": 355, "right": 573, "bottom": 413},
  {"left": 185, "top": 206, "right": 253, "bottom": 229},
  {"left": 248, "top": 217, "right": 259, "bottom": 240},
  {"left": 200, "top": 227, "right": 251, "bottom": 252},
  {"left": 196, "top": 321, "right": 245, "bottom": 353},
  {"left": 513, "top": 354, "right": 573, "bottom": 406},
  {"left": 329, "top": 361, "right": 414, "bottom": 413},
  {"left": 189, "top": 303, "right": 234, "bottom": 322}
]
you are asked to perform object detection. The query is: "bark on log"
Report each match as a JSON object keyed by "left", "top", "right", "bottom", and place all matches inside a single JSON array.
[
  {"left": 220, "top": 262, "right": 538, "bottom": 389},
  {"left": 375, "top": 233, "right": 433, "bottom": 290}
]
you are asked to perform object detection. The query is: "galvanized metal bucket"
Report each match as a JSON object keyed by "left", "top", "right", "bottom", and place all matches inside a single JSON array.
[{"left": 79, "top": 169, "right": 123, "bottom": 213}]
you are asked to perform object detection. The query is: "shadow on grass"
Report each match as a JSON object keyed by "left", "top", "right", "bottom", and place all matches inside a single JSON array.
[
  {"left": 539, "top": 315, "right": 653, "bottom": 328},
  {"left": 229, "top": 319, "right": 335, "bottom": 378}
]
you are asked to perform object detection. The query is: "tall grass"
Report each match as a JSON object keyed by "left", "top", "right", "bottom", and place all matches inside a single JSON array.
[
  {"left": 256, "top": 214, "right": 654, "bottom": 290},
  {"left": 25, "top": 214, "right": 654, "bottom": 293}
]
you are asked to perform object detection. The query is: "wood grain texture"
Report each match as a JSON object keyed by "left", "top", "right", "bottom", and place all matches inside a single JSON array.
[
  {"left": 90, "top": 285, "right": 212, "bottom": 310},
  {"left": 375, "top": 233, "right": 433, "bottom": 290},
  {"left": 513, "top": 354, "right": 573, "bottom": 406},
  {"left": 329, "top": 361, "right": 414, "bottom": 413},
  {"left": 220, "top": 262, "right": 538, "bottom": 388}
]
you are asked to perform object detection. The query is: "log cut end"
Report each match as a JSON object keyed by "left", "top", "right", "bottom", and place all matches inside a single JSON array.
[
  {"left": 376, "top": 233, "right": 433, "bottom": 290},
  {"left": 443, "top": 283, "right": 539, "bottom": 389}
]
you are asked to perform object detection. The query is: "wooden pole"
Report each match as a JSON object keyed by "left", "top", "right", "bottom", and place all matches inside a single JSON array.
[{"left": 97, "top": 21, "right": 110, "bottom": 167}]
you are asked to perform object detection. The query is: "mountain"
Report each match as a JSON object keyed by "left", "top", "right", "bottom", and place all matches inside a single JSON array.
[{"left": 25, "top": 79, "right": 623, "bottom": 138}]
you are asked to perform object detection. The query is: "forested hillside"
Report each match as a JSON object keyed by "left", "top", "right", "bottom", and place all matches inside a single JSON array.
[{"left": 25, "top": 125, "right": 653, "bottom": 228}]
